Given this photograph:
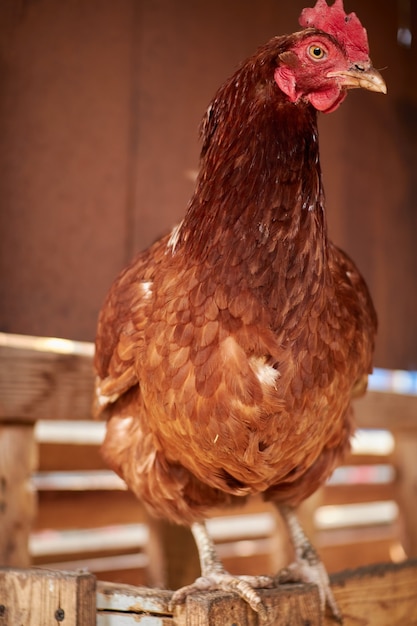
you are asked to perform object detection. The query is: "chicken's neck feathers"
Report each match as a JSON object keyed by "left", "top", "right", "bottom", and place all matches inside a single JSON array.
[{"left": 172, "top": 47, "right": 331, "bottom": 313}]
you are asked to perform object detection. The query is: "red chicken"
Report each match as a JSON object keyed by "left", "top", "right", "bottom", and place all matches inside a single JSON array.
[{"left": 94, "top": 0, "right": 385, "bottom": 621}]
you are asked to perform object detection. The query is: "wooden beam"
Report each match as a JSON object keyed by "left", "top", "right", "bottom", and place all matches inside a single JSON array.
[
  {"left": 38, "top": 442, "right": 106, "bottom": 471},
  {"left": 354, "top": 391, "right": 417, "bottom": 433},
  {"left": 96, "top": 580, "right": 322, "bottom": 626},
  {"left": 0, "top": 337, "right": 95, "bottom": 423},
  {"left": 1, "top": 560, "right": 416, "bottom": 624},
  {"left": 393, "top": 433, "right": 417, "bottom": 557},
  {"left": 327, "top": 559, "right": 417, "bottom": 625},
  {"left": 321, "top": 482, "right": 397, "bottom": 506},
  {"left": 96, "top": 559, "right": 417, "bottom": 625},
  {"left": 181, "top": 585, "right": 321, "bottom": 626},
  {"left": 0, "top": 426, "right": 37, "bottom": 567},
  {"left": 146, "top": 517, "right": 201, "bottom": 590},
  {"left": 0, "top": 568, "right": 96, "bottom": 626},
  {"left": 35, "top": 490, "right": 148, "bottom": 531}
]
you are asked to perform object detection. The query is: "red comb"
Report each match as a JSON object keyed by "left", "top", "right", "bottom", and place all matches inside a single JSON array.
[{"left": 299, "top": 0, "right": 369, "bottom": 59}]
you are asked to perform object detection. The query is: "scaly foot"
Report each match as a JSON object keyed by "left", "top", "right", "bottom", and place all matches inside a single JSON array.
[
  {"left": 277, "top": 505, "right": 343, "bottom": 623},
  {"left": 171, "top": 571, "right": 275, "bottom": 620},
  {"left": 170, "top": 521, "right": 274, "bottom": 621}
]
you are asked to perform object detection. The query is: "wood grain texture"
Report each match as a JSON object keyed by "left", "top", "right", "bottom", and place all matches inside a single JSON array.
[
  {"left": 2, "top": 564, "right": 415, "bottom": 625},
  {"left": 393, "top": 434, "right": 417, "bottom": 557},
  {"left": 354, "top": 391, "right": 417, "bottom": 433},
  {"left": 35, "top": 490, "right": 147, "bottom": 531},
  {"left": 145, "top": 518, "right": 201, "bottom": 590},
  {"left": 327, "top": 560, "right": 417, "bottom": 626},
  {"left": 176, "top": 585, "right": 321, "bottom": 626},
  {"left": 0, "top": 342, "right": 95, "bottom": 423},
  {"left": 0, "top": 426, "right": 37, "bottom": 567},
  {"left": 0, "top": 568, "right": 96, "bottom": 626},
  {"left": 95, "top": 559, "right": 417, "bottom": 625},
  {"left": 38, "top": 442, "right": 106, "bottom": 471}
]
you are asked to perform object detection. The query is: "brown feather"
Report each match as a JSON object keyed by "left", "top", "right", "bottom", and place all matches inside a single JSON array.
[{"left": 94, "top": 26, "right": 377, "bottom": 526}]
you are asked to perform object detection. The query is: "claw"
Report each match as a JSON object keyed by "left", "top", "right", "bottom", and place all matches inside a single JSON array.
[
  {"left": 170, "top": 572, "right": 273, "bottom": 620},
  {"left": 277, "top": 505, "right": 343, "bottom": 623},
  {"left": 277, "top": 559, "right": 342, "bottom": 623},
  {"left": 180, "top": 516, "right": 341, "bottom": 624},
  {"left": 176, "top": 521, "right": 273, "bottom": 621}
]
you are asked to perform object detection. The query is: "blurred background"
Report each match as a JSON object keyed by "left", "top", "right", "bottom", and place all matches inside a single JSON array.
[
  {"left": 0, "top": 0, "right": 416, "bottom": 593},
  {"left": 0, "top": 0, "right": 416, "bottom": 369}
]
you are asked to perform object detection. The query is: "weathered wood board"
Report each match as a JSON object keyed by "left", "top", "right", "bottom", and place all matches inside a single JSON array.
[
  {"left": 0, "top": 335, "right": 95, "bottom": 423},
  {"left": 1, "top": 556, "right": 417, "bottom": 624},
  {"left": 327, "top": 560, "right": 417, "bottom": 626},
  {"left": 0, "top": 568, "right": 96, "bottom": 626},
  {"left": 0, "top": 426, "right": 37, "bottom": 567},
  {"left": 97, "top": 579, "right": 321, "bottom": 626},
  {"left": 96, "top": 559, "right": 417, "bottom": 625}
]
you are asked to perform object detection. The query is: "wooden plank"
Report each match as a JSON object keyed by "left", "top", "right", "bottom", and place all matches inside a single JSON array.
[
  {"left": 35, "top": 492, "right": 280, "bottom": 533},
  {"left": 146, "top": 518, "right": 200, "bottom": 590},
  {"left": 35, "top": 490, "right": 148, "bottom": 530},
  {"left": 354, "top": 391, "right": 417, "bottom": 433},
  {"left": 393, "top": 434, "right": 417, "bottom": 557},
  {"left": 321, "top": 482, "right": 397, "bottom": 506},
  {"left": 0, "top": 426, "right": 37, "bottom": 567},
  {"left": 321, "top": 539, "right": 396, "bottom": 574},
  {"left": 38, "top": 442, "right": 106, "bottom": 471},
  {"left": 175, "top": 585, "right": 321, "bottom": 626},
  {"left": 32, "top": 546, "right": 147, "bottom": 567},
  {"left": 0, "top": 340, "right": 94, "bottom": 422},
  {"left": 326, "top": 560, "right": 417, "bottom": 626},
  {"left": 96, "top": 560, "right": 417, "bottom": 625},
  {"left": 97, "top": 582, "right": 174, "bottom": 625},
  {"left": 97, "top": 582, "right": 173, "bottom": 614},
  {"left": 0, "top": 567, "right": 96, "bottom": 626},
  {"left": 97, "top": 612, "right": 174, "bottom": 625},
  {"left": 341, "top": 453, "right": 394, "bottom": 467},
  {"left": 0, "top": 561, "right": 417, "bottom": 626},
  {"left": 316, "top": 523, "right": 400, "bottom": 551},
  {"left": 97, "top": 581, "right": 322, "bottom": 626}
]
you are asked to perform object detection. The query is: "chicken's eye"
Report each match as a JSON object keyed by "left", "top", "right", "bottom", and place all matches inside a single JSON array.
[{"left": 308, "top": 45, "right": 326, "bottom": 60}]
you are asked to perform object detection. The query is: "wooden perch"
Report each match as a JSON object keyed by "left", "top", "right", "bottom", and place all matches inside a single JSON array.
[
  {"left": 0, "top": 426, "right": 37, "bottom": 567},
  {"left": 94, "top": 559, "right": 417, "bottom": 625},
  {"left": 0, "top": 568, "right": 96, "bottom": 626}
]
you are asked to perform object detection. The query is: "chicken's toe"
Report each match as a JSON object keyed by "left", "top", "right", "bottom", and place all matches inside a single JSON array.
[
  {"left": 277, "top": 505, "right": 343, "bottom": 623},
  {"left": 277, "top": 556, "right": 341, "bottom": 623},
  {"left": 170, "top": 572, "right": 274, "bottom": 620},
  {"left": 177, "top": 520, "right": 275, "bottom": 621}
]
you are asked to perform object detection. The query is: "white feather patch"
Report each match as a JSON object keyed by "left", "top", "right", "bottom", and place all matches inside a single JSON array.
[
  {"left": 167, "top": 221, "right": 183, "bottom": 253},
  {"left": 249, "top": 356, "right": 280, "bottom": 388},
  {"left": 95, "top": 377, "right": 121, "bottom": 408},
  {"left": 140, "top": 281, "right": 153, "bottom": 298}
]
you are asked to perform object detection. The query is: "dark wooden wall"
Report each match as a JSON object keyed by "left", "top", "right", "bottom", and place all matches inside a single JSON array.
[{"left": 0, "top": 1, "right": 416, "bottom": 370}]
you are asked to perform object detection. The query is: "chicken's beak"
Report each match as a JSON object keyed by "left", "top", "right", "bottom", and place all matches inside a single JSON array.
[{"left": 328, "top": 64, "right": 387, "bottom": 94}]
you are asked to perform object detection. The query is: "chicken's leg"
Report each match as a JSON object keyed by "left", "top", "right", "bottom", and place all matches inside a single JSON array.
[
  {"left": 170, "top": 520, "right": 274, "bottom": 621},
  {"left": 276, "top": 505, "right": 342, "bottom": 623}
]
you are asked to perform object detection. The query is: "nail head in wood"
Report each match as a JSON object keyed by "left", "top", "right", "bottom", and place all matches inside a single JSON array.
[{"left": 55, "top": 607, "right": 65, "bottom": 621}]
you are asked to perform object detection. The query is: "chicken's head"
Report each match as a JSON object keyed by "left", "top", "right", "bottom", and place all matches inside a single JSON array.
[{"left": 274, "top": 0, "right": 386, "bottom": 113}]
